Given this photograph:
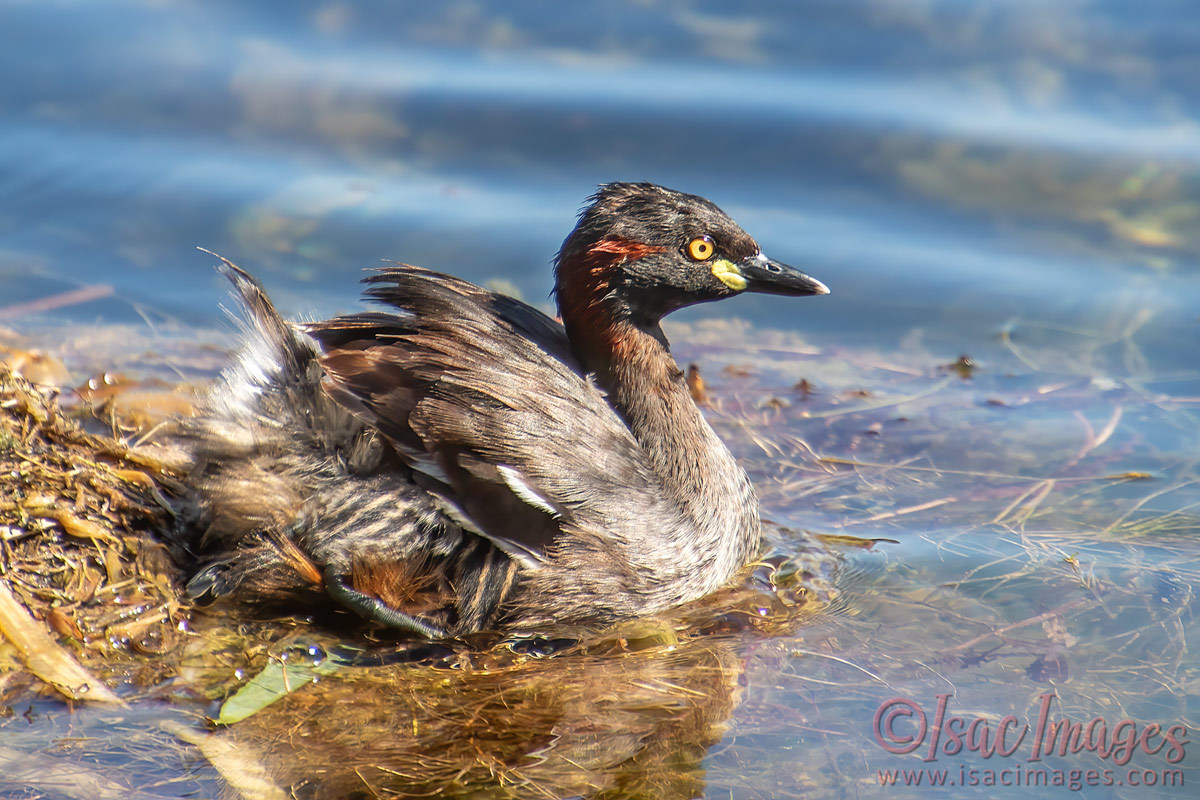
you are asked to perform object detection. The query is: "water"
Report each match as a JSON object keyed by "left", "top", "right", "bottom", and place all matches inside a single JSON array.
[{"left": 1, "top": 1, "right": 1198, "bottom": 797}]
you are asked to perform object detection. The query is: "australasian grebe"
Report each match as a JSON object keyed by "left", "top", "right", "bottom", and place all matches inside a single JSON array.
[{"left": 169, "top": 183, "right": 830, "bottom": 638}]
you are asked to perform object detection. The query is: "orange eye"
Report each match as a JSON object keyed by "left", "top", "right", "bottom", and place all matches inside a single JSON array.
[{"left": 686, "top": 236, "right": 715, "bottom": 261}]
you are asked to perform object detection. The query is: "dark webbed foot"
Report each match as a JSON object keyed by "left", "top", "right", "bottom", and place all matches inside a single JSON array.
[
  {"left": 185, "top": 560, "right": 231, "bottom": 603},
  {"left": 323, "top": 565, "right": 448, "bottom": 639}
]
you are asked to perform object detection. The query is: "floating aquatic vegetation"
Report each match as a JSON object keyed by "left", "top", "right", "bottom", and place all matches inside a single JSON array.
[{"left": 0, "top": 368, "right": 185, "bottom": 681}]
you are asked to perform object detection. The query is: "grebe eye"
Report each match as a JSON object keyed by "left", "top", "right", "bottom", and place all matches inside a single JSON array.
[{"left": 685, "top": 236, "right": 715, "bottom": 261}]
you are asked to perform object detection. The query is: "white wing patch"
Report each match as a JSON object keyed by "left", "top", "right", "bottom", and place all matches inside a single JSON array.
[
  {"left": 426, "top": 489, "right": 547, "bottom": 572},
  {"left": 497, "top": 465, "right": 562, "bottom": 520}
]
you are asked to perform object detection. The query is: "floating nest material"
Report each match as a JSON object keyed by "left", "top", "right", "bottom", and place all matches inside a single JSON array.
[{"left": 0, "top": 366, "right": 188, "bottom": 692}]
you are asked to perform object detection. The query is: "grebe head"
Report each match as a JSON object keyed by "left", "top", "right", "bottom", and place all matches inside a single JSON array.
[{"left": 554, "top": 182, "right": 828, "bottom": 326}]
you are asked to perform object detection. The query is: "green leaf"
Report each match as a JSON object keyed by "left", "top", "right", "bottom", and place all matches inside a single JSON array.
[{"left": 216, "top": 644, "right": 344, "bottom": 725}]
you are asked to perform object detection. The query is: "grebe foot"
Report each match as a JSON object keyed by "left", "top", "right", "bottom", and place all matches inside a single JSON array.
[{"left": 323, "top": 565, "right": 448, "bottom": 639}]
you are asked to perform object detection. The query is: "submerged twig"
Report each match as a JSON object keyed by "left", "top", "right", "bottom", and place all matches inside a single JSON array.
[
  {"left": 840, "top": 496, "right": 957, "bottom": 527},
  {"left": 943, "top": 596, "right": 1092, "bottom": 654},
  {"left": 163, "top": 721, "right": 287, "bottom": 800},
  {"left": 799, "top": 375, "right": 954, "bottom": 419}
]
